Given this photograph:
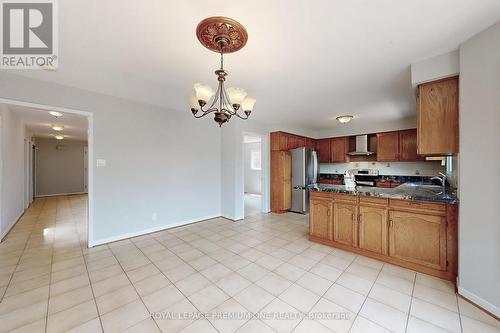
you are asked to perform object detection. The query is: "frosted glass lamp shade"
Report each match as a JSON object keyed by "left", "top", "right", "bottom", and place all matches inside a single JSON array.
[
  {"left": 242, "top": 98, "right": 256, "bottom": 112},
  {"left": 194, "top": 83, "right": 215, "bottom": 102},
  {"left": 188, "top": 95, "right": 199, "bottom": 109},
  {"left": 226, "top": 87, "right": 247, "bottom": 105}
]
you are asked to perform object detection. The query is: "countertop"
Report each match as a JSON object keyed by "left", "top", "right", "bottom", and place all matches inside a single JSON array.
[{"left": 308, "top": 182, "right": 458, "bottom": 204}]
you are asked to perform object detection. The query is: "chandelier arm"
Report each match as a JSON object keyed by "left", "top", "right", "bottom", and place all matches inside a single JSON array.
[
  {"left": 234, "top": 112, "right": 249, "bottom": 120},
  {"left": 220, "top": 83, "right": 236, "bottom": 114}
]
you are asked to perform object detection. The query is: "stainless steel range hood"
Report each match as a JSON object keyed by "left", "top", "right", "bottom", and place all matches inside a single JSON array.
[{"left": 347, "top": 135, "right": 375, "bottom": 156}]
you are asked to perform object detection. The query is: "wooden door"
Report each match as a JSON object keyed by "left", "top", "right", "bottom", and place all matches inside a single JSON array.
[
  {"left": 282, "top": 152, "right": 292, "bottom": 209},
  {"left": 417, "top": 77, "right": 459, "bottom": 155},
  {"left": 333, "top": 203, "right": 358, "bottom": 246},
  {"left": 389, "top": 210, "right": 446, "bottom": 270},
  {"left": 309, "top": 198, "right": 332, "bottom": 239},
  {"left": 271, "top": 151, "right": 291, "bottom": 212},
  {"left": 377, "top": 131, "right": 399, "bottom": 161},
  {"left": 359, "top": 206, "right": 388, "bottom": 254},
  {"left": 399, "top": 129, "right": 422, "bottom": 161},
  {"left": 316, "top": 139, "right": 331, "bottom": 163},
  {"left": 330, "top": 137, "right": 348, "bottom": 163}
]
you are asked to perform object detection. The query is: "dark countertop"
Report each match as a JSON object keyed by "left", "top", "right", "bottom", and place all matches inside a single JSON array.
[{"left": 308, "top": 182, "right": 458, "bottom": 204}]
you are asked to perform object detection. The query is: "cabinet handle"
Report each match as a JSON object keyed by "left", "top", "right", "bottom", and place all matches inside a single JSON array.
[
  {"left": 389, "top": 219, "right": 394, "bottom": 228},
  {"left": 327, "top": 210, "right": 330, "bottom": 217},
  {"left": 358, "top": 214, "right": 362, "bottom": 223}
]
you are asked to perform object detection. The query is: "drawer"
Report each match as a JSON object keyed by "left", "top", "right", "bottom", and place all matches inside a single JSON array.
[
  {"left": 333, "top": 193, "right": 357, "bottom": 203},
  {"left": 310, "top": 191, "right": 333, "bottom": 200},
  {"left": 359, "top": 196, "right": 388, "bottom": 206},
  {"left": 389, "top": 199, "right": 446, "bottom": 214}
]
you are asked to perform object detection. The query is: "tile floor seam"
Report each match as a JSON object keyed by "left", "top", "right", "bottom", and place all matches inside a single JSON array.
[
  {"left": 129, "top": 237, "right": 224, "bottom": 333},
  {"left": 345, "top": 259, "right": 384, "bottom": 333},
  {"left": 43, "top": 205, "right": 56, "bottom": 333},
  {"left": 403, "top": 268, "right": 416, "bottom": 333}
]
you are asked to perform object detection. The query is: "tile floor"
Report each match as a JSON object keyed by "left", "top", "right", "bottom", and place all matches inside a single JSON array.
[{"left": 0, "top": 195, "right": 499, "bottom": 333}]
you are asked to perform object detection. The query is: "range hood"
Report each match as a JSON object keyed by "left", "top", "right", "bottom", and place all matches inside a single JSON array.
[{"left": 347, "top": 135, "right": 375, "bottom": 156}]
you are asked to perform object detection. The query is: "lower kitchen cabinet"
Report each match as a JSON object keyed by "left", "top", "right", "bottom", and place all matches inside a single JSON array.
[
  {"left": 358, "top": 206, "right": 388, "bottom": 255},
  {"left": 388, "top": 210, "right": 447, "bottom": 271},
  {"left": 308, "top": 191, "right": 457, "bottom": 281},
  {"left": 333, "top": 202, "right": 358, "bottom": 247},
  {"left": 309, "top": 198, "right": 332, "bottom": 239}
]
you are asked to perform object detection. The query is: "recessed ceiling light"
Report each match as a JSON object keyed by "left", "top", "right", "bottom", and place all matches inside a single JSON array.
[
  {"left": 53, "top": 134, "right": 64, "bottom": 140},
  {"left": 336, "top": 115, "right": 354, "bottom": 124},
  {"left": 49, "top": 111, "right": 63, "bottom": 117},
  {"left": 51, "top": 124, "right": 64, "bottom": 131}
]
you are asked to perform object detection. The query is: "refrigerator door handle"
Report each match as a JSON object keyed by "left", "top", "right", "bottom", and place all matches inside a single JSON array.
[{"left": 312, "top": 150, "right": 318, "bottom": 184}]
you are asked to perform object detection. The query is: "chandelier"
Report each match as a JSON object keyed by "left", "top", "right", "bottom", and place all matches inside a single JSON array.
[{"left": 189, "top": 17, "right": 256, "bottom": 127}]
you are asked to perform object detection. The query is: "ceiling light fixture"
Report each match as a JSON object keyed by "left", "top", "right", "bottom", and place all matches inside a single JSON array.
[
  {"left": 49, "top": 111, "right": 63, "bottom": 117},
  {"left": 188, "top": 17, "right": 256, "bottom": 127},
  {"left": 51, "top": 124, "right": 64, "bottom": 131},
  {"left": 53, "top": 134, "right": 65, "bottom": 140},
  {"left": 336, "top": 115, "right": 354, "bottom": 124}
]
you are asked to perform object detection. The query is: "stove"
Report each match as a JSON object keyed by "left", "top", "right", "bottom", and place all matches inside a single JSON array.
[{"left": 350, "top": 169, "right": 379, "bottom": 187}]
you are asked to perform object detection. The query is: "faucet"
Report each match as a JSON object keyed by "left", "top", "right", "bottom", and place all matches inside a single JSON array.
[{"left": 431, "top": 172, "right": 447, "bottom": 191}]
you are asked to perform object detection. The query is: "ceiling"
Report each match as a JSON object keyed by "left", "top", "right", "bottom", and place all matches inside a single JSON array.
[
  {"left": 5, "top": 0, "right": 500, "bottom": 131},
  {"left": 8, "top": 105, "right": 88, "bottom": 140}
]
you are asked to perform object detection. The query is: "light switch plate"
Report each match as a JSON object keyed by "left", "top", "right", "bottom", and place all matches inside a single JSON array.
[{"left": 96, "top": 159, "right": 106, "bottom": 167}]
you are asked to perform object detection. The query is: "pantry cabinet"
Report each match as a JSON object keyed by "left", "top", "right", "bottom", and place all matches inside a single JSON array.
[{"left": 270, "top": 151, "right": 291, "bottom": 213}]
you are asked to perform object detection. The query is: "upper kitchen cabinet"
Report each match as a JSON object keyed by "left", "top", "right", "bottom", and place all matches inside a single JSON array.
[
  {"left": 399, "top": 129, "right": 423, "bottom": 161},
  {"left": 376, "top": 131, "right": 399, "bottom": 161},
  {"left": 330, "top": 137, "right": 349, "bottom": 163},
  {"left": 417, "top": 76, "right": 459, "bottom": 155},
  {"left": 270, "top": 132, "right": 288, "bottom": 151},
  {"left": 316, "top": 139, "right": 331, "bottom": 163}
]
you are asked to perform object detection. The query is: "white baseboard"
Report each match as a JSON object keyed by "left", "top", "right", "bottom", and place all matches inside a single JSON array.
[
  {"left": 458, "top": 286, "right": 500, "bottom": 318},
  {"left": 0, "top": 210, "right": 24, "bottom": 242},
  {"left": 222, "top": 214, "right": 244, "bottom": 221},
  {"left": 36, "top": 192, "right": 87, "bottom": 198},
  {"left": 90, "top": 214, "right": 221, "bottom": 247}
]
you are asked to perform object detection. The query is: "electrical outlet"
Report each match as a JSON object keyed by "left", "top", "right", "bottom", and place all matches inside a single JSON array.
[
  {"left": 415, "top": 170, "right": 421, "bottom": 175},
  {"left": 151, "top": 213, "right": 157, "bottom": 221}
]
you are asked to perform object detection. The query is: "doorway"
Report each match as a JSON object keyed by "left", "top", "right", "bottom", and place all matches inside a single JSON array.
[
  {"left": 243, "top": 134, "right": 262, "bottom": 217},
  {"left": 0, "top": 99, "right": 94, "bottom": 247}
]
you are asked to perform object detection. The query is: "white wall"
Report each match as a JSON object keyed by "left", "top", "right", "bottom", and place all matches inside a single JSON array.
[
  {"left": 0, "top": 105, "right": 27, "bottom": 240},
  {"left": 320, "top": 161, "right": 445, "bottom": 177},
  {"left": 35, "top": 138, "right": 87, "bottom": 196},
  {"left": 458, "top": 22, "right": 500, "bottom": 315},
  {"left": 411, "top": 50, "right": 460, "bottom": 86},
  {"left": 0, "top": 73, "right": 221, "bottom": 246},
  {"left": 244, "top": 142, "right": 261, "bottom": 194},
  {"left": 314, "top": 116, "right": 417, "bottom": 139}
]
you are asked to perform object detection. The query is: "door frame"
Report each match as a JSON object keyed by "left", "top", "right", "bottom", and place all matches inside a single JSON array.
[
  {"left": 0, "top": 98, "right": 95, "bottom": 247},
  {"left": 242, "top": 131, "right": 270, "bottom": 217}
]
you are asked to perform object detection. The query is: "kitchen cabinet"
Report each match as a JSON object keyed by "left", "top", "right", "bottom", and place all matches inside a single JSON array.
[
  {"left": 330, "top": 137, "right": 349, "bottom": 163},
  {"left": 359, "top": 205, "right": 388, "bottom": 255},
  {"left": 271, "top": 151, "right": 291, "bottom": 213},
  {"left": 388, "top": 210, "right": 446, "bottom": 270},
  {"left": 377, "top": 131, "right": 399, "bottom": 161},
  {"left": 333, "top": 202, "right": 358, "bottom": 247},
  {"left": 287, "top": 135, "right": 298, "bottom": 149},
  {"left": 308, "top": 191, "right": 457, "bottom": 281},
  {"left": 270, "top": 132, "right": 288, "bottom": 151},
  {"left": 316, "top": 139, "right": 331, "bottom": 163},
  {"left": 309, "top": 197, "right": 332, "bottom": 239},
  {"left": 417, "top": 76, "right": 459, "bottom": 155},
  {"left": 399, "top": 129, "right": 422, "bottom": 161}
]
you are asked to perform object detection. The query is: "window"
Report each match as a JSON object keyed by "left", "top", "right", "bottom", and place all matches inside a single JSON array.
[{"left": 250, "top": 150, "right": 261, "bottom": 170}]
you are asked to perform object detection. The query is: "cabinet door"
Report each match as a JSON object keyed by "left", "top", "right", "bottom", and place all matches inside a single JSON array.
[
  {"left": 417, "top": 77, "right": 459, "bottom": 155},
  {"left": 316, "top": 139, "right": 331, "bottom": 163},
  {"left": 330, "top": 137, "right": 348, "bottom": 163},
  {"left": 359, "top": 206, "right": 388, "bottom": 255},
  {"left": 377, "top": 131, "right": 399, "bottom": 161},
  {"left": 297, "top": 137, "right": 306, "bottom": 148},
  {"left": 399, "top": 129, "right": 422, "bottom": 161},
  {"left": 310, "top": 199, "right": 332, "bottom": 239},
  {"left": 389, "top": 210, "right": 446, "bottom": 270},
  {"left": 282, "top": 152, "right": 292, "bottom": 209},
  {"left": 287, "top": 135, "right": 298, "bottom": 150},
  {"left": 333, "top": 203, "right": 358, "bottom": 246}
]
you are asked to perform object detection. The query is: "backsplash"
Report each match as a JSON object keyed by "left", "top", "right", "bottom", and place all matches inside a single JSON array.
[{"left": 319, "top": 161, "right": 445, "bottom": 177}]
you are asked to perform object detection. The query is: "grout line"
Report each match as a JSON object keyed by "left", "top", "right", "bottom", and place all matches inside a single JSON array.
[{"left": 403, "top": 268, "right": 417, "bottom": 333}]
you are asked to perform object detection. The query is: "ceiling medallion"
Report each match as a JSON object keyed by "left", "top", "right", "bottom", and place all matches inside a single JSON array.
[{"left": 189, "top": 17, "right": 255, "bottom": 127}]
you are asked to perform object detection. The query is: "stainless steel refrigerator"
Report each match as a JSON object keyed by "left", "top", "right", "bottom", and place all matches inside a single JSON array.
[{"left": 289, "top": 147, "right": 319, "bottom": 214}]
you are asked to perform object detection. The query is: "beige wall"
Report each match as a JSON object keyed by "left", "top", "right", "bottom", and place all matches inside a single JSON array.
[{"left": 35, "top": 138, "right": 87, "bottom": 196}]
